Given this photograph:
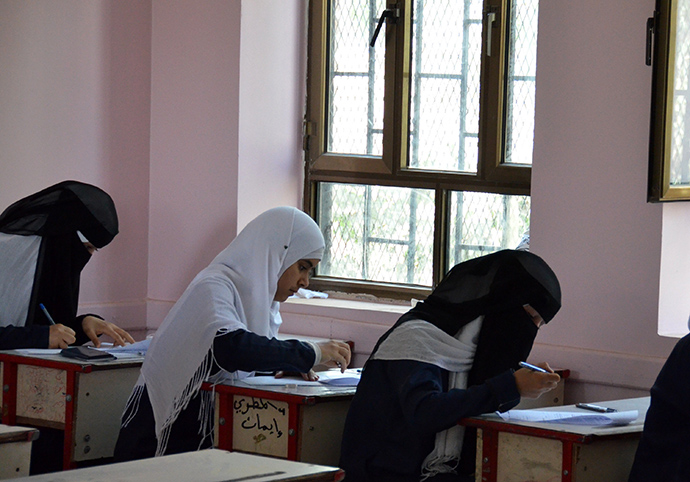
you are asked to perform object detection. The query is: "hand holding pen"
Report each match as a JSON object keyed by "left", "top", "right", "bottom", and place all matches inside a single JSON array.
[
  {"left": 514, "top": 361, "right": 560, "bottom": 399},
  {"left": 39, "top": 303, "right": 76, "bottom": 349}
]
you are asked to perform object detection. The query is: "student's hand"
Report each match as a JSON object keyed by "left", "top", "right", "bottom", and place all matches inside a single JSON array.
[
  {"left": 48, "top": 324, "right": 76, "bottom": 349},
  {"left": 514, "top": 362, "right": 560, "bottom": 399},
  {"left": 81, "top": 316, "right": 136, "bottom": 347},
  {"left": 317, "top": 340, "right": 352, "bottom": 373},
  {"left": 274, "top": 370, "right": 319, "bottom": 381}
]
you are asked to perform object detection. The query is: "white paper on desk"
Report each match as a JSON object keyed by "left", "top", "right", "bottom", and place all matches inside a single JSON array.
[
  {"left": 241, "top": 376, "right": 317, "bottom": 387},
  {"left": 239, "top": 369, "right": 360, "bottom": 387},
  {"left": 14, "top": 349, "right": 62, "bottom": 355},
  {"left": 498, "top": 409, "right": 639, "bottom": 426},
  {"left": 317, "top": 370, "right": 360, "bottom": 387},
  {"left": 98, "top": 338, "right": 150, "bottom": 355}
]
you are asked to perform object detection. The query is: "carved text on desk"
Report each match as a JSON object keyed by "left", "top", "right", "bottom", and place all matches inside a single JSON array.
[{"left": 232, "top": 395, "right": 289, "bottom": 457}]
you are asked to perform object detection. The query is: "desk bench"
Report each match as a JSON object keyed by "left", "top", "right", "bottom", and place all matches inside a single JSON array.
[
  {"left": 461, "top": 396, "right": 649, "bottom": 482},
  {"left": 12, "top": 448, "right": 344, "bottom": 482},
  {"left": 0, "top": 350, "right": 143, "bottom": 470},
  {"left": 204, "top": 379, "right": 355, "bottom": 467}
]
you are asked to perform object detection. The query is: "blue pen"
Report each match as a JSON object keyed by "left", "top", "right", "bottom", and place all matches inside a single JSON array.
[
  {"left": 38, "top": 303, "right": 56, "bottom": 325},
  {"left": 518, "top": 361, "right": 549, "bottom": 373}
]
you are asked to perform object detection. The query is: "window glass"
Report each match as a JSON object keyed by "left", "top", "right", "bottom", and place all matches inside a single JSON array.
[
  {"left": 327, "top": 0, "right": 386, "bottom": 156},
  {"left": 317, "top": 182, "right": 435, "bottom": 286},
  {"left": 447, "top": 191, "right": 530, "bottom": 268},
  {"left": 505, "top": 0, "right": 539, "bottom": 165}
]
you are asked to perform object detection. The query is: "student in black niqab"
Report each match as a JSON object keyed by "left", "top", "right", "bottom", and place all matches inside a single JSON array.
[
  {"left": 0, "top": 180, "right": 135, "bottom": 349},
  {"left": 339, "top": 249, "right": 562, "bottom": 482}
]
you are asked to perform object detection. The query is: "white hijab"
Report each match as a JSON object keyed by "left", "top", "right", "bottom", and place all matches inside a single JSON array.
[
  {"left": 0, "top": 233, "right": 42, "bottom": 327},
  {"left": 124, "top": 207, "right": 324, "bottom": 455}
]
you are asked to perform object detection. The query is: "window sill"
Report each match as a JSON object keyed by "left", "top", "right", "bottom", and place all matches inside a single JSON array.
[{"left": 281, "top": 296, "right": 409, "bottom": 326}]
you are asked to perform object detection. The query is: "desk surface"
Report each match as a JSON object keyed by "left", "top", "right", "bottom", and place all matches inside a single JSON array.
[
  {"left": 13, "top": 449, "right": 345, "bottom": 482},
  {"left": 216, "top": 378, "right": 357, "bottom": 399},
  {"left": 463, "top": 396, "right": 649, "bottom": 440},
  {"left": 0, "top": 424, "right": 39, "bottom": 444},
  {"left": 0, "top": 349, "right": 144, "bottom": 371}
]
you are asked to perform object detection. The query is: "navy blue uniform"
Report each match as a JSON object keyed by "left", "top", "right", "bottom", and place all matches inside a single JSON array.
[{"left": 114, "top": 329, "right": 315, "bottom": 461}]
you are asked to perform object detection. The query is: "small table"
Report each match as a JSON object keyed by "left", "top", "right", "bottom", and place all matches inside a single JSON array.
[
  {"left": 0, "top": 350, "right": 143, "bottom": 470},
  {"left": 0, "top": 424, "right": 39, "bottom": 479},
  {"left": 461, "top": 397, "right": 649, "bottom": 482},
  {"left": 204, "top": 378, "right": 356, "bottom": 467},
  {"left": 11, "top": 448, "right": 345, "bottom": 482}
]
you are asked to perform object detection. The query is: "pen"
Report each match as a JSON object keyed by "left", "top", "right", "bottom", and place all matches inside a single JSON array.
[
  {"left": 576, "top": 403, "right": 617, "bottom": 413},
  {"left": 518, "top": 361, "right": 549, "bottom": 373},
  {"left": 38, "top": 303, "right": 56, "bottom": 325}
]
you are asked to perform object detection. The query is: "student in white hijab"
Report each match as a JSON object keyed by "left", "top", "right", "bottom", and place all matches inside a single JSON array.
[{"left": 114, "top": 206, "right": 351, "bottom": 461}]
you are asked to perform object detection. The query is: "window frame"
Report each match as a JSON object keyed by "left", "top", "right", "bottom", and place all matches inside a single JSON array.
[
  {"left": 648, "top": 0, "right": 690, "bottom": 201},
  {"left": 304, "top": 0, "right": 533, "bottom": 298}
]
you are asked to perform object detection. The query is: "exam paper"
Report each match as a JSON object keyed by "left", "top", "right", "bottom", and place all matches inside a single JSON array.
[
  {"left": 239, "top": 369, "right": 360, "bottom": 387},
  {"left": 497, "top": 409, "right": 638, "bottom": 426}
]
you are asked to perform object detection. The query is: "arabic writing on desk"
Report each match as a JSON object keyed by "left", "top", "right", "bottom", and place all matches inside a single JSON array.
[{"left": 234, "top": 397, "right": 286, "bottom": 438}]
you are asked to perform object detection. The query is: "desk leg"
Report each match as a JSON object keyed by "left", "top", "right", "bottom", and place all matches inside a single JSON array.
[
  {"left": 478, "top": 428, "right": 499, "bottom": 482},
  {"left": 561, "top": 441, "right": 573, "bottom": 482},
  {"left": 62, "top": 370, "right": 76, "bottom": 470},
  {"left": 287, "top": 402, "right": 300, "bottom": 461},
  {"left": 217, "top": 393, "right": 233, "bottom": 450},
  {"left": 1, "top": 361, "right": 18, "bottom": 425}
]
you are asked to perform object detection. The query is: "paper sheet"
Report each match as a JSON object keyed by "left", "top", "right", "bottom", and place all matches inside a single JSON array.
[
  {"left": 239, "top": 369, "right": 361, "bottom": 387},
  {"left": 497, "top": 409, "right": 639, "bottom": 426}
]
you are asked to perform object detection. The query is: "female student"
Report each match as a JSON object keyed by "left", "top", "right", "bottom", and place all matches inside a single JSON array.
[
  {"left": 0, "top": 180, "right": 135, "bottom": 349},
  {"left": 114, "top": 206, "right": 351, "bottom": 461},
  {"left": 339, "top": 249, "right": 562, "bottom": 482}
]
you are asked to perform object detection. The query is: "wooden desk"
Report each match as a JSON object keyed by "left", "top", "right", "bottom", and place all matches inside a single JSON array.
[
  {"left": 0, "top": 424, "right": 39, "bottom": 479},
  {"left": 11, "top": 448, "right": 345, "bottom": 482},
  {"left": 204, "top": 378, "right": 355, "bottom": 467},
  {"left": 0, "top": 350, "right": 143, "bottom": 470},
  {"left": 461, "top": 397, "right": 649, "bottom": 482}
]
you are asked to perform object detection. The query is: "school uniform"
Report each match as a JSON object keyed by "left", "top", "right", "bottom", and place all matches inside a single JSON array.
[
  {"left": 114, "top": 330, "right": 316, "bottom": 460},
  {"left": 628, "top": 333, "right": 690, "bottom": 482},
  {"left": 115, "top": 207, "right": 325, "bottom": 461},
  {"left": 339, "top": 250, "right": 562, "bottom": 481}
]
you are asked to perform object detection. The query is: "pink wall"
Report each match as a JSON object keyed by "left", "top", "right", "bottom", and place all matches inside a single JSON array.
[
  {"left": 0, "top": 0, "right": 151, "bottom": 329},
  {"left": 147, "top": 1, "right": 242, "bottom": 327},
  {"left": 528, "top": 0, "right": 676, "bottom": 401},
  {"left": 237, "top": 1, "right": 307, "bottom": 229}
]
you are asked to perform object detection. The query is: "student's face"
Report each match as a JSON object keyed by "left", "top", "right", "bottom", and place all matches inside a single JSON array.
[
  {"left": 523, "top": 304, "right": 544, "bottom": 328},
  {"left": 274, "top": 259, "right": 319, "bottom": 302}
]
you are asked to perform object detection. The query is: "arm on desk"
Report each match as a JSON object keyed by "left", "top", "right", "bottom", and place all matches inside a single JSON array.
[{"left": 0, "top": 324, "right": 49, "bottom": 349}]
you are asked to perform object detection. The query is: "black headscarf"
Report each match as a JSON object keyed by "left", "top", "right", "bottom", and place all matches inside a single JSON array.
[
  {"left": 371, "top": 249, "right": 561, "bottom": 384},
  {"left": 0, "top": 180, "right": 118, "bottom": 328}
]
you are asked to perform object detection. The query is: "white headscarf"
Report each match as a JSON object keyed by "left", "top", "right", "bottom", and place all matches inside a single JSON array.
[
  {"left": 124, "top": 207, "right": 324, "bottom": 455},
  {"left": 370, "top": 317, "right": 483, "bottom": 480},
  {"left": 0, "top": 233, "right": 42, "bottom": 327}
]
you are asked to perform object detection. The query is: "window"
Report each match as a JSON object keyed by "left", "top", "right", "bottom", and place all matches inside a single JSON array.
[
  {"left": 648, "top": 0, "right": 690, "bottom": 201},
  {"left": 304, "top": 0, "right": 536, "bottom": 298}
]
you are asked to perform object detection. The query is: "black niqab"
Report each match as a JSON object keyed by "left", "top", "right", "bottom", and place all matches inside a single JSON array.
[{"left": 0, "top": 180, "right": 118, "bottom": 328}]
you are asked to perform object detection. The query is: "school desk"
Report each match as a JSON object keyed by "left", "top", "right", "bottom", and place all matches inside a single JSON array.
[
  {"left": 10, "top": 448, "right": 345, "bottom": 482},
  {"left": 461, "top": 396, "right": 650, "bottom": 482},
  {"left": 0, "top": 424, "right": 38, "bottom": 479},
  {"left": 203, "top": 377, "right": 356, "bottom": 467},
  {"left": 0, "top": 349, "right": 143, "bottom": 470}
]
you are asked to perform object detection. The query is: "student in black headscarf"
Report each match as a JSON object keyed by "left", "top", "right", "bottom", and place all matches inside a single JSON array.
[
  {"left": 339, "top": 249, "right": 562, "bottom": 482},
  {"left": 0, "top": 180, "right": 135, "bottom": 349}
]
